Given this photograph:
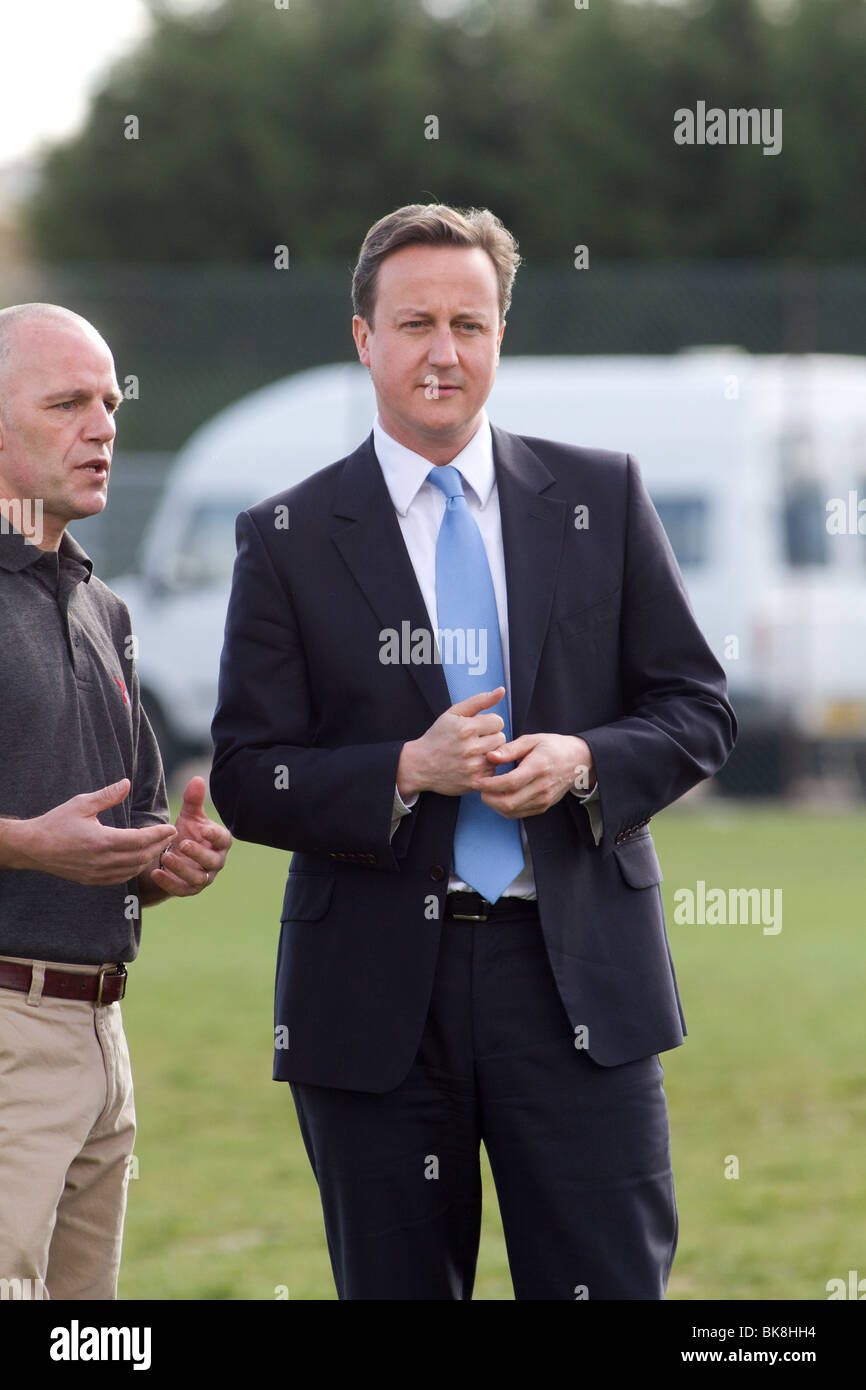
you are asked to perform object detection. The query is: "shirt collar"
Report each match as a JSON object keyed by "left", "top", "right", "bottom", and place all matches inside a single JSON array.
[
  {"left": 0, "top": 519, "right": 93, "bottom": 579},
  {"left": 373, "top": 411, "right": 495, "bottom": 516},
  {"left": 59, "top": 529, "right": 94, "bottom": 580}
]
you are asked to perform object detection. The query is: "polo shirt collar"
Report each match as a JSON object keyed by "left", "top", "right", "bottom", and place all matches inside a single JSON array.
[{"left": 0, "top": 519, "right": 93, "bottom": 580}]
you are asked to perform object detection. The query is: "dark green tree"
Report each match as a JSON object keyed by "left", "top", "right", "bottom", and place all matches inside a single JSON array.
[{"left": 25, "top": 0, "right": 866, "bottom": 263}]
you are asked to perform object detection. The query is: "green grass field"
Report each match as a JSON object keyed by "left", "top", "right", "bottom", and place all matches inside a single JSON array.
[{"left": 118, "top": 802, "right": 866, "bottom": 1301}]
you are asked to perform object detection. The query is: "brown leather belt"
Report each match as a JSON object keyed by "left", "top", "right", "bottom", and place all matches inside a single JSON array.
[
  {"left": 0, "top": 961, "right": 127, "bottom": 1005},
  {"left": 445, "top": 892, "right": 538, "bottom": 922}
]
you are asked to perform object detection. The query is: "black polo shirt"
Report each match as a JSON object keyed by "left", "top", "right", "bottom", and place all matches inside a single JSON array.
[{"left": 0, "top": 523, "right": 169, "bottom": 963}]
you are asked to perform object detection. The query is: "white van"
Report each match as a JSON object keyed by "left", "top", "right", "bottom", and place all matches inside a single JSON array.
[{"left": 111, "top": 351, "right": 866, "bottom": 789}]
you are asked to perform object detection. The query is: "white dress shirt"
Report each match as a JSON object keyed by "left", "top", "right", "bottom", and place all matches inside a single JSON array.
[{"left": 373, "top": 411, "right": 601, "bottom": 899}]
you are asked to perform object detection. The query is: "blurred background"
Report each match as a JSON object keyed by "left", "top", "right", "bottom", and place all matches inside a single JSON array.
[{"left": 1, "top": 0, "right": 864, "bottom": 1300}]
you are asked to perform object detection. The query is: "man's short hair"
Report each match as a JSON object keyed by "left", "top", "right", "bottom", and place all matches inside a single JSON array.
[{"left": 352, "top": 203, "right": 521, "bottom": 327}]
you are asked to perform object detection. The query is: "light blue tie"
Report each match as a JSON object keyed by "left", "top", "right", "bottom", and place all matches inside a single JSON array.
[{"left": 427, "top": 465, "right": 525, "bottom": 902}]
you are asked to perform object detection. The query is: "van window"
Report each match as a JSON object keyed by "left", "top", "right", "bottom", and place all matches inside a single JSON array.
[
  {"left": 783, "top": 481, "right": 828, "bottom": 567},
  {"left": 170, "top": 499, "right": 249, "bottom": 589},
  {"left": 652, "top": 496, "right": 708, "bottom": 568}
]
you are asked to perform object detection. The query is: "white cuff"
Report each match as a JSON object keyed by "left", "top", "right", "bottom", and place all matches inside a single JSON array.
[
  {"left": 390, "top": 785, "right": 418, "bottom": 839},
  {"left": 569, "top": 780, "right": 602, "bottom": 845}
]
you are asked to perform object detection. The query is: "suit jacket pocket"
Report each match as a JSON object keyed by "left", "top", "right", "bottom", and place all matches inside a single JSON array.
[
  {"left": 280, "top": 871, "right": 336, "bottom": 922},
  {"left": 555, "top": 588, "right": 621, "bottom": 639},
  {"left": 614, "top": 833, "right": 663, "bottom": 889}
]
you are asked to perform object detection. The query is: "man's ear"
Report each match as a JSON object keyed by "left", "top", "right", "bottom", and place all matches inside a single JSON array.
[
  {"left": 496, "top": 320, "right": 506, "bottom": 357},
  {"left": 352, "top": 314, "right": 372, "bottom": 368}
]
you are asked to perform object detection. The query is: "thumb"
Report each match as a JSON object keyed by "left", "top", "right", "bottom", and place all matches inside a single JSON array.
[
  {"left": 84, "top": 779, "right": 131, "bottom": 812},
  {"left": 451, "top": 687, "right": 506, "bottom": 719},
  {"left": 179, "top": 775, "right": 206, "bottom": 815}
]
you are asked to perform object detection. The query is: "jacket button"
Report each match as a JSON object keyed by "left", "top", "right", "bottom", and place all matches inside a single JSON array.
[{"left": 429, "top": 865, "right": 446, "bottom": 882}]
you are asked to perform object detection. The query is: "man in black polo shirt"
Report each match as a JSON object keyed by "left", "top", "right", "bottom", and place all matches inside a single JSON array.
[{"left": 0, "top": 302, "right": 231, "bottom": 1300}]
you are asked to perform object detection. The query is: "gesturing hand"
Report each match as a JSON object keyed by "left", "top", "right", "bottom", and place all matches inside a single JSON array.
[
  {"left": 147, "top": 776, "right": 232, "bottom": 897},
  {"left": 4, "top": 779, "right": 176, "bottom": 885}
]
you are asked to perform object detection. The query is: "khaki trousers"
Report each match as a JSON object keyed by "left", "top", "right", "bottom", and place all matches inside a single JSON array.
[{"left": 0, "top": 956, "right": 135, "bottom": 1301}]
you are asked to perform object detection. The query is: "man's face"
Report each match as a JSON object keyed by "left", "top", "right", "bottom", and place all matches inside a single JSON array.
[
  {"left": 0, "top": 317, "right": 122, "bottom": 549},
  {"left": 352, "top": 243, "right": 505, "bottom": 463}
]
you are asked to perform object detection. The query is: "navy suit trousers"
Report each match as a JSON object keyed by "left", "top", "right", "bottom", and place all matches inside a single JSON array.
[{"left": 290, "top": 908, "right": 678, "bottom": 1300}]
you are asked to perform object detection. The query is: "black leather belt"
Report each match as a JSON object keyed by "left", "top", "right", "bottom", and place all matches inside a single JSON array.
[
  {"left": 0, "top": 961, "right": 127, "bottom": 1004},
  {"left": 445, "top": 892, "right": 538, "bottom": 922}
]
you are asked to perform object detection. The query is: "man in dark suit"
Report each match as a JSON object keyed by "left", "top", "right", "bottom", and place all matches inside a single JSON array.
[{"left": 210, "top": 203, "right": 736, "bottom": 1300}]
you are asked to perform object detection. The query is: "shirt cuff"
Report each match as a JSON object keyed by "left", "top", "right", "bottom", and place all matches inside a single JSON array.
[
  {"left": 569, "top": 780, "right": 602, "bottom": 846},
  {"left": 390, "top": 785, "right": 418, "bottom": 839}
]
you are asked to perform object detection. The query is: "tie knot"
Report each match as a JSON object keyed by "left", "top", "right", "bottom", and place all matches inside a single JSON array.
[{"left": 427, "top": 464, "right": 465, "bottom": 502}]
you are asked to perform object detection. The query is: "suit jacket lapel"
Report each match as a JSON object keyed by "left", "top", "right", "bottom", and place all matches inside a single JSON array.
[
  {"left": 492, "top": 426, "right": 567, "bottom": 736},
  {"left": 331, "top": 434, "right": 450, "bottom": 718}
]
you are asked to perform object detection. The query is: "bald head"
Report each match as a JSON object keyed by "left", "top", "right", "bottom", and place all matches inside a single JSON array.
[
  {"left": 0, "top": 302, "right": 100, "bottom": 347},
  {"left": 0, "top": 304, "right": 109, "bottom": 408}
]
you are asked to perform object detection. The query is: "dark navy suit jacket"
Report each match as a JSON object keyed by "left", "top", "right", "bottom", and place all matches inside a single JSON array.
[{"left": 210, "top": 426, "right": 736, "bottom": 1091}]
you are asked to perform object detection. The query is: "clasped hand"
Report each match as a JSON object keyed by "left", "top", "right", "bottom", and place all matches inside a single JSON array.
[{"left": 396, "top": 688, "right": 595, "bottom": 818}]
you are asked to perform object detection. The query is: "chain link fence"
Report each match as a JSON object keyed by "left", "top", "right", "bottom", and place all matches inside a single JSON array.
[{"left": 3, "top": 261, "right": 865, "bottom": 451}]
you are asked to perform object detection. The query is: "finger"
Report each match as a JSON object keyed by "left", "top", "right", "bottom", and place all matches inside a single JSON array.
[
  {"left": 97, "top": 840, "right": 176, "bottom": 880},
  {"left": 465, "top": 714, "right": 505, "bottom": 737},
  {"left": 479, "top": 787, "right": 523, "bottom": 816},
  {"left": 480, "top": 769, "right": 545, "bottom": 806},
  {"left": 153, "top": 852, "right": 211, "bottom": 889},
  {"left": 487, "top": 735, "right": 537, "bottom": 762},
  {"left": 92, "top": 849, "right": 178, "bottom": 884},
  {"left": 102, "top": 823, "right": 177, "bottom": 854},
  {"left": 182, "top": 821, "right": 232, "bottom": 850},
  {"left": 466, "top": 729, "right": 507, "bottom": 752},
  {"left": 172, "top": 841, "right": 223, "bottom": 874},
  {"left": 149, "top": 866, "right": 198, "bottom": 897},
  {"left": 450, "top": 687, "right": 505, "bottom": 718},
  {"left": 475, "top": 763, "right": 532, "bottom": 794}
]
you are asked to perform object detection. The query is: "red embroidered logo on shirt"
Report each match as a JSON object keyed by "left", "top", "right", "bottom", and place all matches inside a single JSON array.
[{"left": 114, "top": 677, "right": 129, "bottom": 705}]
